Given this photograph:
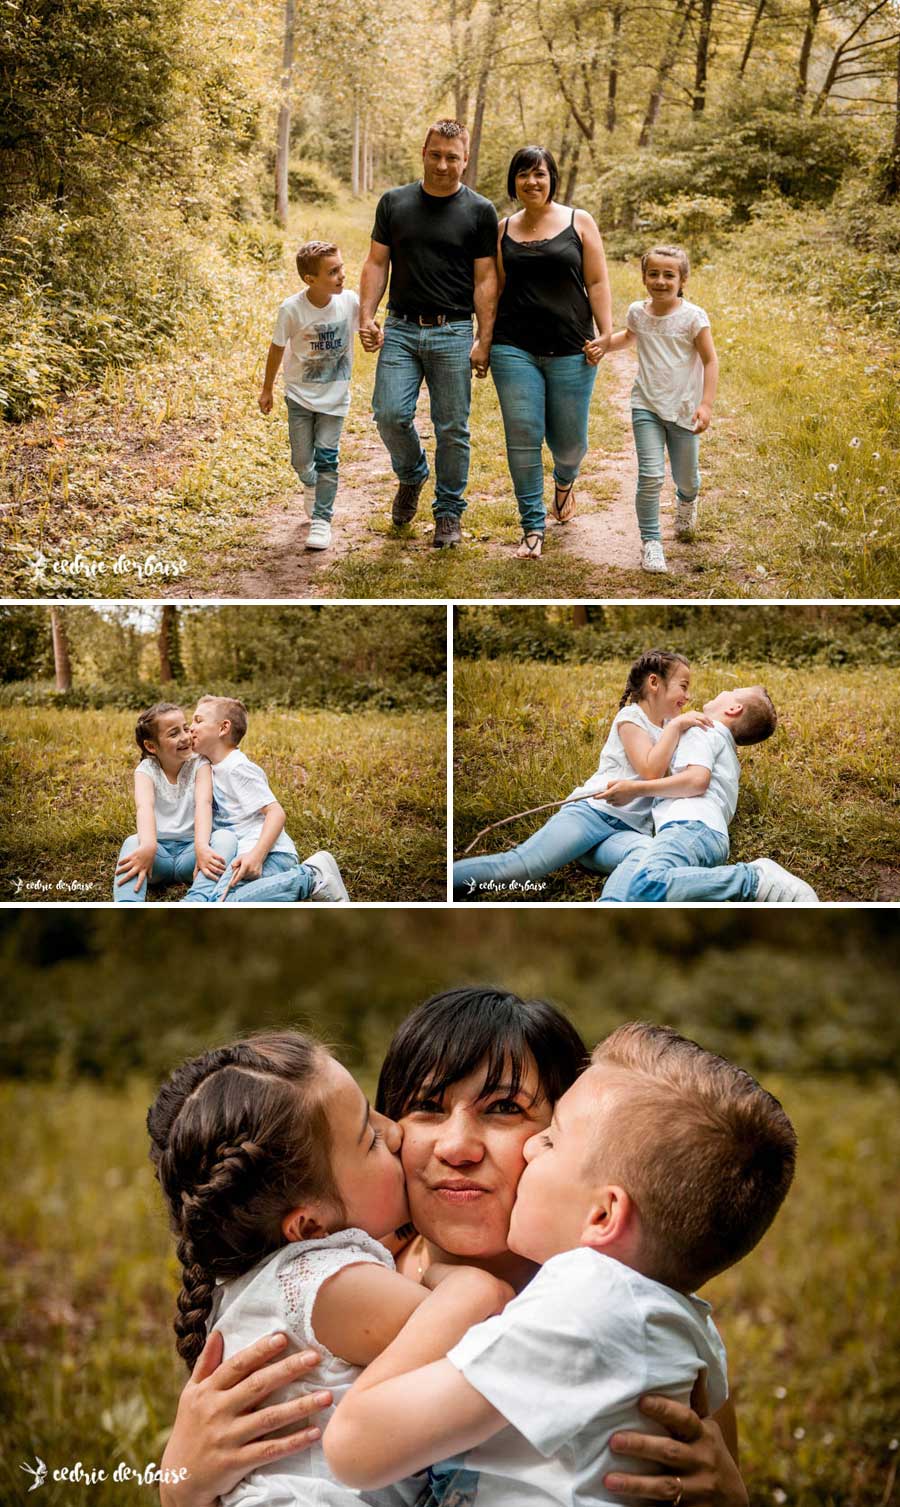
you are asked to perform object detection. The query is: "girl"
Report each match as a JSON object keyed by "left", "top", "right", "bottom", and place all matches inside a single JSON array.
[
  {"left": 489, "top": 145, "right": 613, "bottom": 560},
  {"left": 148, "top": 1032, "right": 508, "bottom": 1507},
  {"left": 114, "top": 704, "right": 204, "bottom": 903},
  {"left": 452, "top": 648, "right": 712, "bottom": 899},
  {"left": 607, "top": 245, "right": 718, "bottom": 575}
]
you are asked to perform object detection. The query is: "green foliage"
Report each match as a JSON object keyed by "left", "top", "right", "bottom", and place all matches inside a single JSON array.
[{"left": 288, "top": 160, "right": 342, "bottom": 206}]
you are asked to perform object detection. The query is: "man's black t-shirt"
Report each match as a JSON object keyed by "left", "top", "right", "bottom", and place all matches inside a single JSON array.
[{"left": 372, "top": 182, "right": 498, "bottom": 317}]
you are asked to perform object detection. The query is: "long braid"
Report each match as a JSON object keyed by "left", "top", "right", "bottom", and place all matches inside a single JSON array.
[{"left": 619, "top": 649, "right": 689, "bottom": 708}]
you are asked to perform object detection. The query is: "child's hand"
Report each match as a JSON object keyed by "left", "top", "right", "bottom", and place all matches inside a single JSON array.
[
  {"left": 600, "top": 780, "right": 635, "bottom": 806},
  {"left": 258, "top": 388, "right": 274, "bottom": 415},
  {"left": 196, "top": 844, "right": 227, "bottom": 882},
  {"left": 359, "top": 320, "right": 382, "bottom": 352},
  {"left": 691, "top": 403, "right": 712, "bottom": 433},
  {"left": 675, "top": 710, "right": 714, "bottom": 732},
  {"left": 216, "top": 852, "right": 263, "bottom": 900},
  {"left": 115, "top": 843, "right": 156, "bottom": 888},
  {"left": 583, "top": 335, "right": 610, "bottom": 366}
]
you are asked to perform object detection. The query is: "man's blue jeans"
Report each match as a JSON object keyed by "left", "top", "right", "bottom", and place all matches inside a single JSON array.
[
  {"left": 632, "top": 407, "right": 700, "bottom": 542},
  {"left": 113, "top": 835, "right": 196, "bottom": 902},
  {"left": 453, "top": 800, "right": 651, "bottom": 899},
  {"left": 285, "top": 399, "right": 344, "bottom": 522},
  {"left": 372, "top": 316, "right": 472, "bottom": 519},
  {"left": 181, "top": 843, "right": 317, "bottom": 904},
  {"left": 490, "top": 346, "right": 597, "bottom": 536},
  {"left": 600, "top": 820, "right": 760, "bottom": 902}
]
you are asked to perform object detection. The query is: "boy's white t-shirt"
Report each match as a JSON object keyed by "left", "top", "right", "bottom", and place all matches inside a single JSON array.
[
  {"left": 272, "top": 288, "right": 360, "bottom": 415},
  {"left": 136, "top": 754, "right": 196, "bottom": 843},
  {"left": 442, "top": 1249, "right": 728, "bottom": 1507},
  {"left": 627, "top": 298, "right": 710, "bottom": 429},
  {"left": 567, "top": 704, "right": 665, "bottom": 834},
  {"left": 652, "top": 720, "right": 740, "bottom": 839},
  {"left": 205, "top": 749, "right": 298, "bottom": 859}
]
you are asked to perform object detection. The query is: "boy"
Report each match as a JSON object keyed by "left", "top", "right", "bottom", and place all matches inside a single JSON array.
[
  {"left": 259, "top": 240, "right": 360, "bottom": 551},
  {"left": 324, "top": 1022, "right": 796, "bottom": 1504},
  {"left": 181, "top": 695, "right": 349, "bottom": 904},
  {"left": 599, "top": 684, "right": 817, "bottom": 903}
]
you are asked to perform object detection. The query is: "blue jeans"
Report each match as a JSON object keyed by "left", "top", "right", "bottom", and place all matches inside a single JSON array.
[
  {"left": 600, "top": 820, "right": 760, "bottom": 902},
  {"left": 490, "top": 346, "right": 597, "bottom": 535},
  {"left": 285, "top": 399, "right": 344, "bottom": 522},
  {"left": 453, "top": 800, "right": 651, "bottom": 899},
  {"left": 372, "top": 316, "right": 473, "bottom": 519},
  {"left": 113, "top": 835, "right": 196, "bottom": 902},
  {"left": 632, "top": 407, "right": 700, "bottom": 542},
  {"left": 181, "top": 844, "right": 317, "bottom": 904}
]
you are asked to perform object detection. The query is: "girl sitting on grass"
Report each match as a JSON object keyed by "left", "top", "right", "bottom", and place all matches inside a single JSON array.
[
  {"left": 453, "top": 648, "right": 713, "bottom": 898},
  {"left": 608, "top": 244, "right": 718, "bottom": 575},
  {"left": 148, "top": 1031, "right": 508, "bottom": 1507},
  {"left": 113, "top": 702, "right": 234, "bottom": 903}
]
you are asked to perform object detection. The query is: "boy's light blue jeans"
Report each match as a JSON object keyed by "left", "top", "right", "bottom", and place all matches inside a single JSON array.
[
  {"left": 632, "top": 407, "right": 700, "bottom": 542},
  {"left": 286, "top": 398, "right": 344, "bottom": 522},
  {"left": 453, "top": 800, "right": 651, "bottom": 899},
  {"left": 490, "top": 346, "right": 597, "bottom": 536},
  {"left": 600, "top": 820, "right": 760, "bottom": 902},
  {"left": 113, "top": 835, "right": 196, "bottom": 902},
  {"left": 372, "top": 316, "right": 472, "bottom": 519},
  {"left": 180, "top": 839, "right": 317, "bottom": 904}
]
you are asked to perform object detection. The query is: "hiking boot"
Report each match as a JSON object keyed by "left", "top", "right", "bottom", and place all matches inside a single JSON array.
[
  {"left": 391, "top": 479, "right": 425, "bottom": 525},
  {"left": 432, "top": 515, "right": 462, "bottom": 548}
]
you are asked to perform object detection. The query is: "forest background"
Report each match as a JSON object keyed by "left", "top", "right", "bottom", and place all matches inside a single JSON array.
[
  {"left": 0, "top": 910, "right": 898, "bottom": 1506},
  {"left": 2, "top": 0, "right": 899, "bottom": 597}
]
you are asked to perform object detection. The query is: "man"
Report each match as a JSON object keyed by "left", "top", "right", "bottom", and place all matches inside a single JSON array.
[{"left": 359, "top": 120, "right": 498, "bottom": 547}]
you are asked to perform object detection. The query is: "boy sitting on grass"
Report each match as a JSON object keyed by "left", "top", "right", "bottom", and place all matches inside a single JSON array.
[
  {"left": 181, "top": 695, "right": 349, "bottom": 904},
  {"left": 325, "top": 1022, "right": 796, "bottom": 1505},
  {"left": 259, "top": 240, "right": 361, "bottom": 552},
  {"left": 599, "top": 684, "right": 818, "bottom": 903}
]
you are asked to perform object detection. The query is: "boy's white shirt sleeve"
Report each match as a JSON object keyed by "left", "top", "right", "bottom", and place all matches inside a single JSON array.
[
  {"left": 670, "top": 725, "right": 717, "bottom": 774},
  {"left": 271, "top": 297, "right": 298, "bottom": 347},
  {"left": 232, "top": 760, "right": 279, "bottom": 816}
]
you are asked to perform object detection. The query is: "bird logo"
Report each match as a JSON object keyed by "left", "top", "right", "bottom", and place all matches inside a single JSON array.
[{"left": 20, "top": 1457, "right": 47, "bottom": 1491}]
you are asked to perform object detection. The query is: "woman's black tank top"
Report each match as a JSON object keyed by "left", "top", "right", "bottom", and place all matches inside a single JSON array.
[{"left": 493, "top": 209, "right": 594, "bottom": 357}]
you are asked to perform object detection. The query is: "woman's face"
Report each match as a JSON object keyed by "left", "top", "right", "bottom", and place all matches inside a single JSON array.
[
  {"left": 399, "top": 1056, "right": 551, "bottom": 1260},
  {"left": 515, "top": 160, "right": 552, "bottom": 207}
]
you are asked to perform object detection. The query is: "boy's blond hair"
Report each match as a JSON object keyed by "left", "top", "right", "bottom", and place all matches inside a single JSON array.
[
  {"left": 296, "top": 240, "right": 339, "bottom": 279},
  {"left": 590, "top": 1022, "right": 796, "bottom": 1291},
  {"left": 197, "top": 695, "right": 248, "bottom": 747},
  {"left": 731, "top": 687, "right": 777, "bottom": 746}
]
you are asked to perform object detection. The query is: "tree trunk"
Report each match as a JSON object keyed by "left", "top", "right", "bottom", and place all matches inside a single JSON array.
[
  {"left": 563, "top": 135, "right": 582, "bottom": 203},
  {"left": 50, "top": 608, "right": 72, "bottom": 693},
  {"left": 351, "top": 96, "right": 360, "bottom": 196},
  {"left": 739, "top": 0, "right": 767, "bottom": 74},
  {"left": 639, "top": 0, "right": 697, "bottom": 145},
  {"left": 693, "top": 0, "right": 715, "bottom": 111},
  {"left": 796, "top": 0, "right": 822, "bottom": 104},
  {"left": 464, "top": 0, "right": 502, "bottom": 188},
  {"left": 274, "top": 0, "right": 295, "bottom": 227},
  {"left": 607, "top": 3, "right": 622, "bottom": 132},
  {"left": 886, "top": 39, "right": 900, "bottom": 197},
  {"left": 572, "top": 606, "right": 589, "bottom": 628},
  {"left": 158, "top": 606, "right": 184, "bottom": 683}
]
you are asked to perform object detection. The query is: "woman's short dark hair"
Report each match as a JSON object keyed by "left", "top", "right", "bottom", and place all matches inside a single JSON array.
[
  {"left": 376, "top": 986, "right": 588, "bottom": 1119},
  {"left": 507, "top": 145, "right": 559, "bottom": 203}
]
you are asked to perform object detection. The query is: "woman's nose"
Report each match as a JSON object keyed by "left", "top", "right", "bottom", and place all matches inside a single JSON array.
[{"left": 434, "top": 1109, "right": 483, "bottom": 1164}]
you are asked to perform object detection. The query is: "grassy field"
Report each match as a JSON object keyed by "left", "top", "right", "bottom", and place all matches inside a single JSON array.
[
  {"left": 0, "top": 706, "right": 446, "bottom": 902},
  {"left": 2, "top": 198, "right": 897, "bottom": 600},
  {"left": 0, "top": 1071, "right": 896, "bottom": 1507},
  {"left": 453, "top": 659, "right": 900, "bottom": 901}
]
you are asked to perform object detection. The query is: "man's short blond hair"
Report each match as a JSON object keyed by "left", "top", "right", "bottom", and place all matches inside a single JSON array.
[
  {"left": 590, "top": 1023, "right": 796, "bottom": 1291},
  {"left": 732, "top": 686, "right": 777, "bottom": 746},
  {"left": 198, "top": 695, "right": 248, "bottom": 746},
  {"left": 423, "top": 119, "right": 470, "bottom": 152}
]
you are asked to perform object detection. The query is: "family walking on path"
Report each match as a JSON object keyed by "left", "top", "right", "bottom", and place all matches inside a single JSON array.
[{"left": 260, "top": 119, "right": 718, "bottom": 574}]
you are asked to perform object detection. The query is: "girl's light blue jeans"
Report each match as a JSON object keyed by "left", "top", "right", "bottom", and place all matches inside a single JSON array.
[
  {"left": 372, "top": 317, "right": 473, "bottom": 519},
  {"left": 181, "top": 840, "right": 317, "bottom": 904},
  {"left": 599, "top": 820, "right": 760, "bottom": 902},
  {"left": 113, "top": 835, "right": 196, "bottom": 902},
  {"left": 285, "top": 398, "right": 344, "bottom": 522},
  {"left": 632, "top": 406, "right": 700, "bottom": 542},
  {"left": 490, "top": 345, "right": 597, "bottom": 535},
  {"left": 453, "top": 800, "right": 651, "bottom": 899}
]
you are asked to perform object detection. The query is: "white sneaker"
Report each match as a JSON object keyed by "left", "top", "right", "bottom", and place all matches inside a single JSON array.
[
  {"left": 750, "top": 858, "right": 818, "bottom": 903},
  {"left": 303, "top": 483, "right": 317, "bottom": 518},
  {"left": 306, "top": 519, "right": 332, "bottom": 550},
  {"left": 304, "top": 849, "right": 350, "bottom": 903},
  {"left": 641, "top": 539, "right": 668, "bottom": 573},
  {"left": 675, "top": 497, "right": 698, "bottom": 539}
]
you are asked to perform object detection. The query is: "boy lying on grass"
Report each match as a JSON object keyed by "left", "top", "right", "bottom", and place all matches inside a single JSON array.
[{"left": 325, "top": 1022, "right": 797, "bottom": 1505}]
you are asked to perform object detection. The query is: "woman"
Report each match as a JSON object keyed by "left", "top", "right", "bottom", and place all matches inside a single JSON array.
[
  {"left": 489, "top": 146, "right": 612, "bottom": 560},
  {"left": 159, "top": 988, "right": 748, "bottom": 1506}
]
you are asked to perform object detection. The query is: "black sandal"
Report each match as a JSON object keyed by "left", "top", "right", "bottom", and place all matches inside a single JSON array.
[
  {"left": 515, "top": 532, "right": 543, "bottom": 559},
  {"left": 550, "top": 479, "right": 576, "bottom": 523}
]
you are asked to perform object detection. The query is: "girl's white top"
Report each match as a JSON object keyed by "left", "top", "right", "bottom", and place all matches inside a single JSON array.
[
  {"left": 210, "top": 1229, "right": 420, "bottom": 1507},
  {"left": 568, "top": 704, "right": 664, "bottom": 833},
  {"left": 627, "top": 298, "right": 710, "bottom": 428},
  {"left": 135, "top": 754, "right": 196, "bottom": 842}
]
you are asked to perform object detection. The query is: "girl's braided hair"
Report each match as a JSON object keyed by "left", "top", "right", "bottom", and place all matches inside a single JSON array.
[
  {"left": 134, "top": 702, "right": 183, "bottom": 762},
  {"left": 148, "top": 1033, "right": 340, "bottom": 1370},
  {"left": 619, "top": 649, "right": 689, "bottom": 709}
]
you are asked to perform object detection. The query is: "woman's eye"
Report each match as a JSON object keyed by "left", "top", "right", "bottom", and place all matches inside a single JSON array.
[
  {"left": 486, "top": 1098, "right": 524, "bottom": 1116},
  {"left": 408, "top": 1098, "right": 444, "bottom": 1115}
]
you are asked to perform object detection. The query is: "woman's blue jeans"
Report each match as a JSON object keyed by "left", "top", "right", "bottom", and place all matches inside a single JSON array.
[
  {"left": 372, "top": 317, "right": 473, "bottom": 520},
  {"left": 632, "top": 407, "right": 700, "bottom": 542},
  {"left": 599, "top": 820, "right": 759, "bottom": 902},
  {"left": 285, "top": 399, "right": 344, "bottom": 522},
  {"left": 453, "top": 800, "right": 651, "bottom": 899},
  {"left": 490, "top": 345, "right": 597, "bottom": 535},
  {"left": 113, "top": 835, "right": 196, "bottom": 902}
]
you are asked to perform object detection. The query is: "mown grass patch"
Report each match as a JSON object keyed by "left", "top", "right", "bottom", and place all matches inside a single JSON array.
[
  {"left": 453, "top": 659, "right": 899, "bottom": 901},
  {"left": 0, "top": 706, "right": 446, "bottom": 901}
]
